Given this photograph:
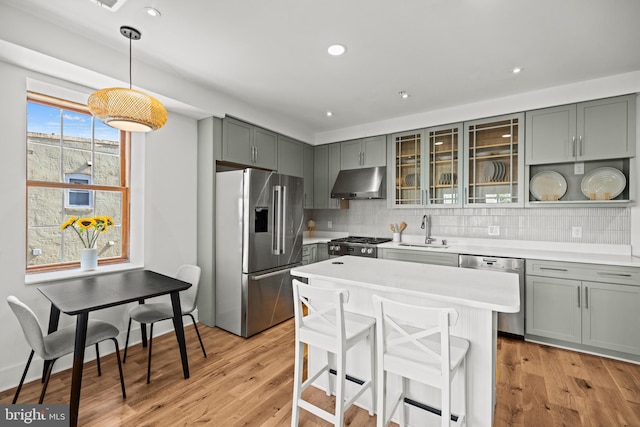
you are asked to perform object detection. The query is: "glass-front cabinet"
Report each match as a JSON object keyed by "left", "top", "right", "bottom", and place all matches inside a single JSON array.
[
  {"left": 427, "top": 124, "right": 463, "bottom": 206},
  {"left": 392, "top": 130, "right": 424, "bottom": 207},
  {"left": 464, "top": 113, "right": 524, "bottom": 206},
  {"left": 390, "top": 123, "right": 463, "bottom": 208}
]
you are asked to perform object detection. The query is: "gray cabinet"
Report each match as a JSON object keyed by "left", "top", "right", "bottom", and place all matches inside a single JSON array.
[
  {"left": 526, "top": 259, "right": 640, "bottom": 357},
  {"left": 314, "top": 143, "right": 342, "bottom": 209},
  {"left": 525, "top": 95, "right": 636, "bottom": 165},
  {"left": 277, "top": 135, "right": 303, "bottom": 177},
  {"left": 222, "top": 117, "right": 277, "bottom": 170},
  {"left": 302, "top": 244, "right": 317, "bottom": 265},
  {"left": 378, "top": 248, "right": 459, "bottom": 267},
  {"left": 340, "top": 136, "right": 386, "bottom": 170},
  {"left": 303, "top": 144, "right": 314, "bottom": 209}
]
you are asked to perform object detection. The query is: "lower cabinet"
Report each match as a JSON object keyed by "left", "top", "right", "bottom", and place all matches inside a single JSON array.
[
  {"left": 302, "top": 243, "right": 329, "bottom": 265},
  {"left": 302, "top": 244, "right": 317, "bottom": 265},
  {"left": 526, "top": 259, "right": 640, "bottom": 357},
  {"left": 378, "top": 248, "right": 459, "bottom": 267}
]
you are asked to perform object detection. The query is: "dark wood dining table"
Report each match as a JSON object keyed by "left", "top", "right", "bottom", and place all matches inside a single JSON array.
[{"left": 38, "top": 269, "right": 192, "bottom": 427}]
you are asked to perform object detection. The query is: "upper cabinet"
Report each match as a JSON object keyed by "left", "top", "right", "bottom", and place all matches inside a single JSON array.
[
  {"left": 314, "top": 143, "right": 342, "bottom": 209},
  {"left": 526, "top": 95, "right": 636, "bottom": 165},
  {"left": 277, "top": 135, "right": 304, "bottom": 177},
  {"left": 464, "top": 113, "right": 524, "bottom": 207},
  {"left": 222, "top": 117, "right": 277, "bottom": 170},
  {"left": 390, "top": 124, "right": 463, "bottom": 208},
  {"left": 303, "top": 144, "right": 314, "bottom": 209},
  {"left": 427, "top": 124, "right": 464, "bottom": 207},
  {"left": 525, "top": 95, "right": 636, "bottom": 206},
  {"left": 340, "top": 135, "right": 386, "bottom": 170},
  {"left": 390, "top": 129, "right": 426, "bottom": 207}
]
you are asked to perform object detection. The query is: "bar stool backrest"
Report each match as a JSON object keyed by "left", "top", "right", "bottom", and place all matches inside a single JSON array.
[
  {"left": 372, "top": 295, "right": 458, "bottom": 378},
  {"left": 292, "top": 280, "right": 350, "bottom": 351}
]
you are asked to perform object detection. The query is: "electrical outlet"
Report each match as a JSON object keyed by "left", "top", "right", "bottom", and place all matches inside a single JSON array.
[
  {"left": 32, "top": 248, "right": 42, "bottom": 256},
  {"left": 574, "top": 162, "right": 585, "bottom": 175},
  {"left": 328, "top": 220, "right": 332, "bottom": 229},
  {"left": 572, "top": 226, "right": 582, "bottom": 238},
  {"left": 488, "top": 226, "right": 500, "bottom": 236}
]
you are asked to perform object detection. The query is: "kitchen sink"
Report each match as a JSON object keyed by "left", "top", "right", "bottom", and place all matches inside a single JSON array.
[{"left": 398, "top": 242, "right": 449, "bottom": 249}]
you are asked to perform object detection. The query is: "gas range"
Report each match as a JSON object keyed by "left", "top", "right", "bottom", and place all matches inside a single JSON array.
[{"left": 328, "top": 236, "right": 392, "bottom": 258}]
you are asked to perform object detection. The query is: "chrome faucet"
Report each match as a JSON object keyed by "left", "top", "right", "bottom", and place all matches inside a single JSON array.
[{"left": 421, "top": 214, "right": 435, "bottom": 244}]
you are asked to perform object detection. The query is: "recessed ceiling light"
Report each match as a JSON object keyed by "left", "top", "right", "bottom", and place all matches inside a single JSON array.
[
  {"left": 326, "top": 111, "right": 333, "bottom": 117},
  {"left": 145, "top": 7, "right": 161, "bottom": 17},
  {"left": 512, "top": 67, "right": 522, "bottom": 74},
  {"left": 327, "top": 44, "right": 346, "bottom": 56},
  {"left": 399, "top": 91, "right": 409, "bottom": 99}
]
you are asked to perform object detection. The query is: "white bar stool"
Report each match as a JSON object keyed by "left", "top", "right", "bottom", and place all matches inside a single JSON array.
[
  {"left": 291, "top": 280, "right": 376, "bottom": 426},
  {"left": 372, "top": 295, "right": 469, "bottom": 427}
]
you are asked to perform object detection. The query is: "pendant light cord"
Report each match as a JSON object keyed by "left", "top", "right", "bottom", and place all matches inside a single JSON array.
[{"left": 129, "top": 36, "right": 132, "bottom": 90}]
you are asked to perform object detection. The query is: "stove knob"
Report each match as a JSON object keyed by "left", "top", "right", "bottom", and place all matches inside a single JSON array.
[
  {"left": 367, "top": 248, "right": 374, "bottom": 254},
  {"left": 330, "top": 245, "right": 336, "bottom": 251},
  {"left": 361, "top": 247, "right": 367, "bottom": 254}
]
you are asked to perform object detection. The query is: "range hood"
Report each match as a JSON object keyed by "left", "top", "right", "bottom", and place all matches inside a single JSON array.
[{"left": 331, "top": 166, "right": 386, "bottom": 200}]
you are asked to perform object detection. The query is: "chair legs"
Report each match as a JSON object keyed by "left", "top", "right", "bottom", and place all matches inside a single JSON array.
[
  {"left": 12, "top": 350, "right": 34, "bottom": 404},
  {"left": 123, "top": 317, "right": 133, "bottom": 363},
  {"left": 39, "top": 357, "right": 57, "bottom": 404},
  {"left": 95, "top": 343, "right": 101, "bottom": 376},
  {"left": 186, "top": 313, "right": 207, "bottom": 358},
  {"left": 147, "top": 323, "right": 154, "bottom": 384},
  {"left": 110, "top": 338, "right": 126, "bottom": 399},
  {"left": 12, "top": 350, "right": 57, "bottom": 405}
]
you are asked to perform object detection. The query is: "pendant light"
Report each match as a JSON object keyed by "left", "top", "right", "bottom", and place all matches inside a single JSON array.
[{"left": 88, "top": 26, "right": 167, "bottom": 132}]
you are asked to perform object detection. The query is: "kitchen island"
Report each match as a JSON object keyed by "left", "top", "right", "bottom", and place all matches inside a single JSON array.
[{"left": 291, "top": 256, "right": 520, "bottom": 427}]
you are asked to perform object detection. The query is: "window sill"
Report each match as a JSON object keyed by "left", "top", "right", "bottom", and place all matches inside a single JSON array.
[{"left": 25, "top": 262, "right": 144, "bottom": 285}]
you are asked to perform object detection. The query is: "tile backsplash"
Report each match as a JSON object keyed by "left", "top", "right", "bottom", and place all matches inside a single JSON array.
[{"left": 306, "top": 199, "right": 631, "bottom": 245}]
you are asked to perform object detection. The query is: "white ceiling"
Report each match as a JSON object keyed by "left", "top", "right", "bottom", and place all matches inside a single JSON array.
[{"left": 2, "top": 0, "right": 640, "bottom": 142}]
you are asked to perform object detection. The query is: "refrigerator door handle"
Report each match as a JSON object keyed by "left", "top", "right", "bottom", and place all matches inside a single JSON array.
[
  {"left": 281, "top": 185, "right": 287, "bottom": 254},
  {"left": 250, "top": 263, "right": 302, "bottom": 281},
  {"left": 273, "top": 185, "right": 283, "bottom": 255}
]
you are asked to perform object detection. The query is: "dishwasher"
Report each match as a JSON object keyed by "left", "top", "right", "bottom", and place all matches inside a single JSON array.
[{"left": 459, "top": 254, "right": 525, "bottom": 337}]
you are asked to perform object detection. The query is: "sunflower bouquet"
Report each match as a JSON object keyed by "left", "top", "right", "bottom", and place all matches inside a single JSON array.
[{"left": 61, "top": 216, "right": 114, "bottom": 249}]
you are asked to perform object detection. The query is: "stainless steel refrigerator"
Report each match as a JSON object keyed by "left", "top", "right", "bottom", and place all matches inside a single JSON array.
[{"left": 215, "top": 168, "right": 304, "bottom": 337}]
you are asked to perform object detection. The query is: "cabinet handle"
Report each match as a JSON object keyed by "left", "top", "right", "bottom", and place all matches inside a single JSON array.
[
  {"left": 597, "top": 272, "right": 632, "bottom": 277},
  {"left": 255, "top": 146, "right": 258, "bottom": 163},
  {"left": 361, "top": 151, "right": 365, "bottom": 166},
  {"left": 251, "top": 146, "right": 255, "bottom": 163},
  {"left": 579, "top": 136, "right": 583, "bottom": 157},
  {"left": 539, "top": 267, "right": 568, "bottom": 272},
  {"left": 577, "top": 287, "right": 581, "bottom": 308},
  {"left": 584, "top": 286, "right": 589, "bottom": 309},
  {"left": 572, "top": 136, "right": 576, "bottom": 157}
]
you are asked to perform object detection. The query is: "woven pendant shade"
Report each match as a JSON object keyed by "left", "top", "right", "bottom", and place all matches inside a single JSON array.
[{"left": 88, "top": 87, "right": 167, "bottom": 132}]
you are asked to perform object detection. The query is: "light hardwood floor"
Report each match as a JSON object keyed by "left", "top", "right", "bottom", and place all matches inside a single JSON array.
[{"left": 1, "top": 319, "right": 639, "bottom": 426}]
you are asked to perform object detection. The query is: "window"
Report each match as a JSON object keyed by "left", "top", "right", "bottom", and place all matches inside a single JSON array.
[
  {"left": 65, "top": 173, "right": 93, "bottom": 208},
  {"left": 26, "top": 92, "right": 130, "bottom": 271}
]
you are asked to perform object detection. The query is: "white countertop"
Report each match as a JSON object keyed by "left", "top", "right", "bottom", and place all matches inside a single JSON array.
[
  {"left": 302, "top": 231, "right": 348, "bottom": 245},
  {"left": 291, "top": 256, "right": 520, "bottom": 313},
  {"left": 378, "top": 235, "right": 640, "bottom": 267}
]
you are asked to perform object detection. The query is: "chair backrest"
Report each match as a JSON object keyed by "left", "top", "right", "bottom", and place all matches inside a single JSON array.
[
  {"left": 7, "top": 296, "right": 47, "bottom": 357},
  {"left": 176, "top": 264, "right": 201, "bottom": 314},
  {"left": 292, "top": 279, "right": 348, "bottom": 344},
  {"left": 372, "top": 295, "right": 458, "bottom": 375}
]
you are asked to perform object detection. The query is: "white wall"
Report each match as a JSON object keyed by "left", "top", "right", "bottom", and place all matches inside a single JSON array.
[{"left": 0, "top": 60, "right": 200, "bottom": 392}]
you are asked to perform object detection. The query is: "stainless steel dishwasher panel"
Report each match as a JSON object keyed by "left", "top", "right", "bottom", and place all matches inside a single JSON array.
[{"left": 459, "top": 254, "right": 525, "bottom": 337}]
